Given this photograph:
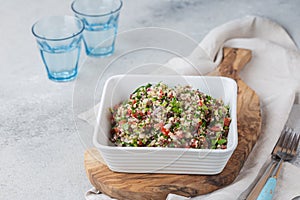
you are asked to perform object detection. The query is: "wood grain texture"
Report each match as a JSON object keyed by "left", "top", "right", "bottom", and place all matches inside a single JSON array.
[{"left": 84, "top": 47, "right": 262, "bottom": 200}]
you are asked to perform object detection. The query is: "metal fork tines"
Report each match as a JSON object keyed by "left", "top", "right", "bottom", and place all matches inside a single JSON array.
[
  {"left": 257, "top": 127, "right": 300, "bottom": 200},
  {"left": 272, "top": 127, "right": 299, "bottom": 160}
]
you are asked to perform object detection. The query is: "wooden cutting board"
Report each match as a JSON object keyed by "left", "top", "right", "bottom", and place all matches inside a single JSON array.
[{"left": 84, "top": 48, "right": 262, "bottom": 200}]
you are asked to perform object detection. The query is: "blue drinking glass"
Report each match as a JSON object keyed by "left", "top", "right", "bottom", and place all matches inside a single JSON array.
[
  {"left": 32, "top": 16, "right": 84, "bottom": 82},
  {"left": 71, "top": 0, "right": 123, "bottom": 57}
]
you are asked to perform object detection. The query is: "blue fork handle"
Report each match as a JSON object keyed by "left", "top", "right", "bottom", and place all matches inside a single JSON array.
[
  {"left": 257, "top": 158, "right": 283, "bottom": 200},
  {"left": 246, "top": 160, "right": 277, "bottom": 200},
  {"left": 257, "top": 177, "right": 277, "bottom": 200}
]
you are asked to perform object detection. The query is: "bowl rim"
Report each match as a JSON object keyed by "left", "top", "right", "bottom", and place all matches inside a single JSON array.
[{"left": 93, "top": 74, "right": 238, "bottom": 153}]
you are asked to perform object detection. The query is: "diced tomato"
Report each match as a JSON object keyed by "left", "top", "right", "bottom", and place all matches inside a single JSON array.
[
  {"left": 161, "top": 126, "right": 170, "bottom": 136},
  {"left": 137, "top": 140, "right": 143, "bottom": 146},
  {"left": 138, "top": 111, "right": 144, "bottom": 118},
  {"left": 113, "top": 127, "right": 119, "bottom": 133},
  {"left": 224, "top": 117, "right": 231, "bottom": 127},
  {"left": 198, "top": 100, "right": 203, "bottom": 106},
  {"left": 190, "top": 139, "right": 197, "bottom": 148},
  {"left": 130, "top": 110, "right": 145, "bottom": 119},
  {"left": 158, "top": 90, "right": 164, "bottom": 99}
]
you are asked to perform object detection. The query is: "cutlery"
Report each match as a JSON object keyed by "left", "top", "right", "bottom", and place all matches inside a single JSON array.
[
  {"left": 246, "top": 127, "right": 288, "bottom": 200},
  {"left": 257, "top": 127, "right": 300, "bottom": 200}
]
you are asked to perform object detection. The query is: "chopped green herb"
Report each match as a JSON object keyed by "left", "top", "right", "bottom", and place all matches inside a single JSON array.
[{"left": 110, "top": 82, "right": 231, "bottom": 149}]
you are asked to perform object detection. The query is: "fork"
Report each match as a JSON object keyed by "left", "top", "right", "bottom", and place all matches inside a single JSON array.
[
  {"left": 246, "top": 127, "right": 290, "bottom": 200},
  {"left": 257, "top": 127, "right": 300, "bottom": 200}
]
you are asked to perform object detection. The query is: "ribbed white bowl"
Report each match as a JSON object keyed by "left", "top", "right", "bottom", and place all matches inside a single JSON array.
[{"left": 93, "top": 75, "right": 238, "bottom": 175}]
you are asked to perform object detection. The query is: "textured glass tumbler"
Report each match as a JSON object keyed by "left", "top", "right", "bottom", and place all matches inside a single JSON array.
[
  {"left": 32, "top": 16, "right": 84, "bottom": 82},
  {"left": 71, "top": 0, "right": 122, "bottom": 57}
]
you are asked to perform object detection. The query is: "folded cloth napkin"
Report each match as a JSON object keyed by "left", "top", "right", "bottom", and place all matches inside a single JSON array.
[{"left": 82, "top": 15, "right": 300, "bottom": 200}]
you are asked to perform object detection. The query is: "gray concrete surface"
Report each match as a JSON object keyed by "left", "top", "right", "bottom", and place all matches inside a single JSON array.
[{"left": 1, "top": 0, "right": 300, "bottom": 199}]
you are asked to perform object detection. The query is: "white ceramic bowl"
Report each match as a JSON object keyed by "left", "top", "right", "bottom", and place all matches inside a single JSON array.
[{"left": 93, "top": 74, "right": 238, "bottom": 174}]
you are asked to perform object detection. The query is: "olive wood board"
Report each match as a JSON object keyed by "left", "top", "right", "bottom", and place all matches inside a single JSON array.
[{"left": 84, "top": 47, "right": 262, "bottom": 200}]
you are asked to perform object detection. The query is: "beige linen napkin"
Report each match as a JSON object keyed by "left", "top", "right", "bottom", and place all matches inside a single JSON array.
[{"left": 83, "top": 16, "right": 300, "bottom": 200}]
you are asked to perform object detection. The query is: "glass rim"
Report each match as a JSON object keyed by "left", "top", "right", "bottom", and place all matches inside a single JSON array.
[
  {"left": 71, "top": 0, "right": 123, "bottom": 18},
  {"left": 31, "top": 15, "right": 85, "bottom": 41}
]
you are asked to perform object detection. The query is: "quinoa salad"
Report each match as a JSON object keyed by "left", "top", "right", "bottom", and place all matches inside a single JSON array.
[{"left": 110, "top": 82, "right": 231, "bottom": 149}]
